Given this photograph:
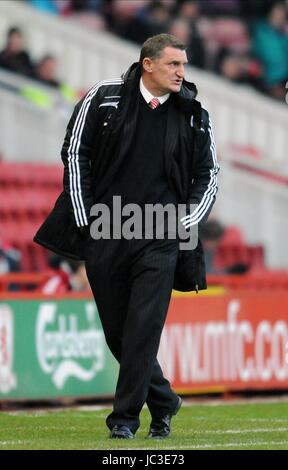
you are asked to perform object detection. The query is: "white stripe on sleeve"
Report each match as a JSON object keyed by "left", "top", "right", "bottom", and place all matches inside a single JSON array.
[{"left": 67, "top": 78, "right": 123, "bottom": 226}]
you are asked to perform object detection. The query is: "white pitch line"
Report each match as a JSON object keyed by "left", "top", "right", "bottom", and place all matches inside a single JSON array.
[
  {"left": 104, "top": 441, "right": 288, "bottom": 451},
  {"left": 192, "top": 427, "right": 288, "bottom": 435},
  {"left": 179, "top": 440, "right": 288, "bottom": 449},
  {"left": 193, "top": 417, "right": 288, "bottom": 422},
  {"left": 4, "top": 406, "right": 108, "bottom": 416},
  {"left": 184, "top": 396, "right": 288, "bottom": 406},
  {"left": 0, "top": 440, "right": 28, "bottom": 446}
]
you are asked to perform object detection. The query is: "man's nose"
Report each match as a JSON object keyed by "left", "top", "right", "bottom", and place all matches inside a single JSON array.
[{"left": 176, "top": 65, "right": 185, "bottom": 78}]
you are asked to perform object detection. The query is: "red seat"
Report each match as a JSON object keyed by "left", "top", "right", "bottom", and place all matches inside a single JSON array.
[
  {"left": 0, "top": 162, "right": 62, "bottom": 188},
  {"left": 0, "top": 162, "right": 64, "bottom": 270}
]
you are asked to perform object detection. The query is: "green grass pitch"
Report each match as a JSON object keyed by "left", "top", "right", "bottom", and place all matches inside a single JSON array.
[{"left": 0, "top": 401, "right": 288, "bottom": 450}]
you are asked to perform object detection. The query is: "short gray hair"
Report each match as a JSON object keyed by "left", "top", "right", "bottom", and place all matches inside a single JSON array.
[{"left": 139, "top": 33, "right": 186, "bottom": 64}]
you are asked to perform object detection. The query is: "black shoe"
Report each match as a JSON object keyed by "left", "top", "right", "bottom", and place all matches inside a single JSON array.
[
  {"left": 110, "top": 425, "right": 135, "bottom": 439},
  {"left": 147, "top": 396, "right": 182, "bottom": 439}
]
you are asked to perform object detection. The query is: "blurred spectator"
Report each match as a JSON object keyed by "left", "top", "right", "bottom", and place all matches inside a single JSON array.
[
  {"left": 35, "top": 54, "right": 60, "bottom": 88},
  {"left": 41, "top": 253, "right": 89, "bottom": 294},
  {"left": 200, "top": 0, "right": 241, "bottom": 17},
  {"left": 176, "top": 0, "right": 200, "bottom": 21},
  {"left": 69, "top": 262, "right": 91, "bottom": 291},
  {"left": 200, "top": 219, "right": 225, "bottom": 274},
  {"left": 0, "top": 26, "right": 34, "bottom": 78},
  {"left": 67, "top": 0, "right": 106, "bottom": 31},
  {"left": 69, "top": 0, "right": 103, "bottom": 13},
  {"left": 201, "top": 220, "right": 251, "bottom": 275},
  {"left": 111, "top": 0, "right": 148, "bottom": 22},
  {"left": 217, "top": 50, "right": 244, "bottom": 81},
  {"left": 219, "top": 224, "right": 250, "bottom": 274},
  {"left": 122, "top": 1, "right": 171, "bottom": 44},
  {"left": 41, "top": 253, "right": 70, "bottom": 294},
  {"left": 169, "top": 6, "right": 206, "bottom": 68},
  {"left": 21, "top": 54, "right": 77, "bottom": 106},
  {"left": 27, "top": 0, "right": 71, "bottom": 15},
  {"left": 215, "top": 48, "right": 264, "bottom": 91},
  {"left": 100, "top": 0, "right": 118, "bottom": 32},
  {"left": 207, "top": 18, "right": 250, "bottom": 55},
  {"left": 226, "top": 262, "right": 249, "bottom": 274},
  {"left": 252, "top": 1, "right": 288, "bottom": 100},
  {"left": 171, "top": 1, "right": 206, "bottom": 68},
  {"left": 240, "top": 0, "right": 272, "bottom": 19},
  {"left": 0, "top": 240, "right": 21, "bottom": 274}
]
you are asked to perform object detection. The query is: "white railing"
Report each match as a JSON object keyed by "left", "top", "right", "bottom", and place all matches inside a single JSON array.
[
  {"left": 0, "top": 69, "right": 71, "bottom": 162},
  {"left": 217, "top": 154, "right": 288, "bottom": 268}
]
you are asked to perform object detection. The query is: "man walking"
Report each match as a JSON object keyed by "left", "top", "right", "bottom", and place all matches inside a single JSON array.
[{"left": 35, "top": 34, "right": 219, "bottom": 439}]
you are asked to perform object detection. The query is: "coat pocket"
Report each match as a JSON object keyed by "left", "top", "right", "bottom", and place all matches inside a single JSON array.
[
  {"left": 173, "top": 239, "right": 207, "bottom": 292},
  {"left": 33, "top": 192, "right": 84, "bottom": 260}
]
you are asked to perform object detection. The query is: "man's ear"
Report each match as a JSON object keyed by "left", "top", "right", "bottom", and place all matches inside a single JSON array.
[{"left": 142, "top": 57, "right": 153, "bottom": 73}]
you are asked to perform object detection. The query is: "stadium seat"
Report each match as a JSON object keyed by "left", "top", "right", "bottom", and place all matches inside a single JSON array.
[{"left": 213, "top": 225, "right": 265, "bottom": 271}]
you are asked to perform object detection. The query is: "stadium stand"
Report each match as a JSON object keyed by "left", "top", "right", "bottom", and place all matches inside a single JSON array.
[{"left": 0, "top": 0, "right": 287, "bottom": 270}]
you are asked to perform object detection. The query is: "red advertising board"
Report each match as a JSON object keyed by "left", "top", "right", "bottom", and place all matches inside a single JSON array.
[
  {"left": 159, "top": 290, "right": 288, "bottom": 393},
  {"left": 1, "top": 276, "right": 288, "bottom": 396}
]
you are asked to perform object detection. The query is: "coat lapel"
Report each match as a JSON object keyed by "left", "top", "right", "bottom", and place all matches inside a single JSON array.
[{"left": 164, "top": 100, "right": 180, "bottom": 179}]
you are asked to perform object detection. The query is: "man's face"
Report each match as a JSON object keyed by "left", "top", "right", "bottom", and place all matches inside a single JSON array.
[
  {"left": 144, "top": 46, "right": 188, "bottom": 94},
  {"left": 39, "top": 58, "right": 57, "bottom": 80},
  {"left": 8, "top": 32, "right": 23, "bottom": 53}
]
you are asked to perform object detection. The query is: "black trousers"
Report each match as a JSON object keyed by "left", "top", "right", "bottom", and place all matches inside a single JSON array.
[{"left": 84, "top": 235, "right": 179, "bottom": 433}]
